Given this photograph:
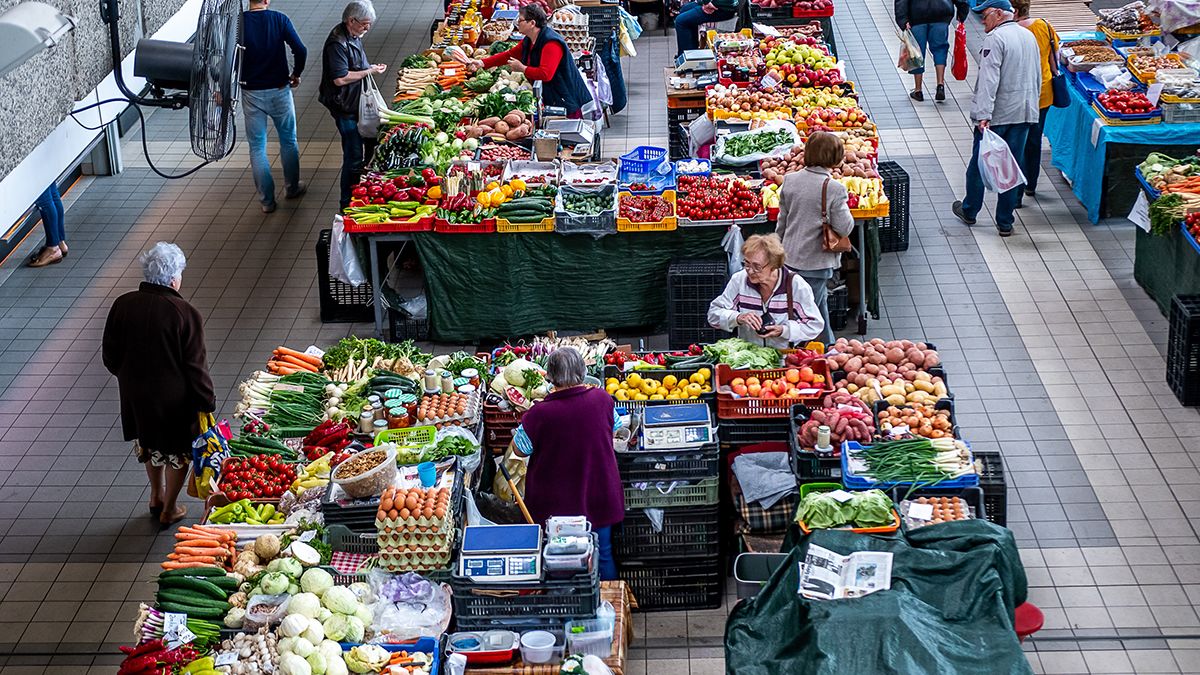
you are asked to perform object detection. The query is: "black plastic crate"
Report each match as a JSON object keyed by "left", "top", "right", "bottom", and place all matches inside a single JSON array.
[
  {"left": 786, "top": 404, "right": 844, "bottom": 481},
  {"left": 316, "top": 229, "right": 374, "bottom": 323},
  {"left": 974, "top": 450, "right": 1006, "bottom": 527},
  {"left": 388, "top": 309, "right": 429, "bottom": 342},
  {"left": 877, "top": 161, "right": 910, "bottom": 253},
  {"left": 828, "top": 283, "right": 849, "bottom": 331},
  {"left": 450, "top": 564, "right": 600, "bottom": 620},
  {"left": 719, "top": 417, "right": 791, "bottom": 445},
  {"left": 750, "top": 4, "right": 796, "bottom": 24},
  {"left": 890, "top": 486, "right": 987, "bottom": 524},
  {"left": 615, "top": 505, "right": 720, "bottom": 559},
  {"left": 619, "top": 555, "right": 723, "bottom": 611},
  {"left": 454, "top": 614, "right": 576, "bottom": 639},
  {"left": 668, "top": 258, "right": 728, "bottom": 301},
  {"left": 1168, "top": 295, "right": 1200, "bottom": 406},
  {"left": 618, "top": 445, "right": 720, "bottom": 483}
]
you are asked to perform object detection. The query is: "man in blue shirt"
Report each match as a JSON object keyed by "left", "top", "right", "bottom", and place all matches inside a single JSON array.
[{"left": 241, "top": 0, "right": 307, "bottom": 213}]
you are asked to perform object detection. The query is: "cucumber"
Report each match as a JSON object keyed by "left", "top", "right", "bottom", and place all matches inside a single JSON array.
[
  {"left": 158, "top": 576, "right": 228, "bottom": 600},
  {"left": 160, "top": 567, "right": 225, "bottom": 579},
  {"left": 156, "top": 600, "right": 228, "bottom": 620},
  {"left": 205, "top": 576, "right": 239, "bottom": 591},
  {"left": 156, "top": 588, "right": 230, "bottom": 611},
  {"left": 501, "top": 210, "right": 551, "bottom": 222}
]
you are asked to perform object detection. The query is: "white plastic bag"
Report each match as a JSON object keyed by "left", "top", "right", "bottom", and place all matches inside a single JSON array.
[
  {"left": 357, "top": 74, "right": 383, "bottom": 139},
  {"left": 978, "top": 128, "right": 1027, "bottom": 193},
  {"left": 896, "top": 28, "right": 925, "bottom": 73},
  {"left": 329, "top": 216, "right": 368, "bottom": 287},
  {"left": 686, "top": 114, "right": 716, "bottom": 157},
  {"left": 712, "top": 120, "right": 802, "bottom": 165},
  {"left": 722, "top": 224, "right": 745, "bottom": 274}
]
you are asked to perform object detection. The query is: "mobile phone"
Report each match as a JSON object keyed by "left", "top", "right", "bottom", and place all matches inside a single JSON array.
[{"left": 756, "top": 312, "right": 775, "bottom": 335}]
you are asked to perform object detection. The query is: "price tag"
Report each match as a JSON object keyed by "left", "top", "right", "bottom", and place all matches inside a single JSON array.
[
  {"left": 304, "top": 345, "right": 325, "bottom": 358},
  {"left": 298, "top": 529, "right": 317, "bottom": 543},
  {"left": 445, "top": 68, "right": 458, "bottom": 77},
  {"left": 1129, "top": 191, "right": 1152, "bottom": 232},
  {"left": 889, "top": 424, "right": 911, "bottom": 438},
  {"left": 276, "top": 383, "right": 306, "bottom": 393},
  {"left": 162, "top": 612, "right": 195, "bottom": 648},
  {"left": 826, "top": 489, "right": 855, "bottom": 503},
  {"left": 836, "top": 403, "right": 861, "bottom": 412},
  {"left": 1147, "top": 82, "right": 1164, "bottom": 106},
  {"left": 162, "top": 612, "right": 187, "bottom": 635},
  {"left": 759, "top": 72, "right": 782, "bottom": 90},
  {"left": 908, "top": 502, "right": 935, "bottom": 521},
  {"left": 214, "top": 652, "right": 239, "bottom": 667}
]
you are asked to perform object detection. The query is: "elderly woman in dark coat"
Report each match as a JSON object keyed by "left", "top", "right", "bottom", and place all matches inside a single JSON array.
[
  {"left": 103, "top": 242, "right": 215, "bottom": 525},
  {"left": 512, "top": 347, "right": 624, "bottom": 579}
]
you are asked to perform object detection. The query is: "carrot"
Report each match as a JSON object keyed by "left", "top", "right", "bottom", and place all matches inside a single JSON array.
[
  {"left": 176, "top": 547, "right": 228, "bottom": 557},
  {"left": 192, "top": 524, "right": 236, "bottom": 539},
  {"left": 268, "top": 362, "right": 301, "bottom": 375},
  {"left": 277, "top": 354, "right": 320, "bottom": 372},
  {"left": 172, "top": 555, "right": 220, "bottom": 564},
  {"left": 274, "top": 347, "right": 323, "bottom": 367},
  {"left": 161, "top": 561, "right": 218, "bottom": 570},
  {"left": 173, "top": 535, "right": 223, "bottom": 545}
]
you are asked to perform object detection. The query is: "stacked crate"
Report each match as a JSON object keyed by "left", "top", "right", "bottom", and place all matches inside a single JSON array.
[
  {"left": 579, "top": 4, "right": 619, "bottom": 50},
  {"left": 667, "top": 258, "right": 731, "bottom": 350},
  {"left": 667, "top": 102, "right": 706, "bottom": 161},
  {"left": 316, "top": 229, "right": 373, "bottom": 323},
  {"left": 1168, "top": 294, "right": 1200, "bottom": 406},
  {"left": 616, "top": 401, "right": 723, "bottom": 611},
  {"left": 877, "top": 161, "right": 911, "bottom": 253},
  {"left": 483, "top": 400, "right": 523, "bottom": 456}
]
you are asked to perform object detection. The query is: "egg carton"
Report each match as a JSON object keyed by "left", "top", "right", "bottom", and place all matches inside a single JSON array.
[
  {"left": 378, "top": 530, "right": 455, "bottom": 549},
  {"left": 375, "top": 512, "right": 455, "bottom": 532},
  {"left": 413, "top": 390, "right": 482, "bottom": 427},
  {"left": 378, "top": 549, "right": 454, "bottom": 571}
]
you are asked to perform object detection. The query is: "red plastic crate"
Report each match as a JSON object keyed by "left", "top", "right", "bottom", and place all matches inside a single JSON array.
[
  {"left": 433, "top": 217, "right": 496, "bottom": 234},
  {"left": 793, "top": 5, "right": 834, "bottom": 17},
  {"left": 714, "top": 362, "right": 833, "bottom": 419},
  {"left": 341, "top": 215, "right": 434, "bottom": 234}
]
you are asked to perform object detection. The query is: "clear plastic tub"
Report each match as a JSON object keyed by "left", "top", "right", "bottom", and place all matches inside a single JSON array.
[
  {"left": 543, "top": 549, "right": 593, "bottom": 579},
  {"left": 545, "top": 535, "right": 591, "bottom": 555},
  {"left": 331, "top": 446, "right": 397, "bottom": 499},
  {"left": 546, "top": 516, "right": 591, "bottom": 537},
  {"left": 519, "top": 630, "right": 558, "bottom": 664},
  {"left": 565, "top": 617, "right": 614, "bottom": 658}
]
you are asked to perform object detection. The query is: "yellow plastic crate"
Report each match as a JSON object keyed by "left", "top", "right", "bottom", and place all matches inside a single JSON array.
[
  {"left": 495, "top": 215, "right": 555, "bottom": 233},
  {"left": 616, "top": 190, "right": 678, "bottom": 232}
]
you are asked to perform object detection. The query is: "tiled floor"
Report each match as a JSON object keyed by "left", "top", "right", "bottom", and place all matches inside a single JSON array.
[{"left": 0, "top": 0, "right": 1198, "bottom": 672}]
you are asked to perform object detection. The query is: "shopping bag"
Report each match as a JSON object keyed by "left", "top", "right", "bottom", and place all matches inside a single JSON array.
[
  {"left": 978, "top": 128, "right": 1027, "bottom": 193},
  {"left": 357, "top": 74, "right": 383, "bottom": 139},
  {"left": 329, "top": 215, "right": 368, "bottom": 287},
  {"left": 896, "top": 28, "right": 925, "bottom": 73},
  {"left": 952, "top": 22, "right": 968, "bottom": 80},
  {"left": 189, "top": 412, "right": 231, "bottom": 500}
]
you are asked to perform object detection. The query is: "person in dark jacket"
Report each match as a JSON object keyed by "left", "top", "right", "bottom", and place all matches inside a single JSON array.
[
  {"left": 319, "top": 0, "right": 387, "bottom": 209},
  {"left": 675, "top": 0, "right": 739, "bottom": 57},
  {"left": 467, "top": 5, "right": 592, "bottom": 117},
  {"left": 102, "top": 242, "right": 215, "bottom": 526},
  {"left": 895, "top": 0, "right": 969, "bottom": 101},
  {"left": 242, "top": 0, "right": 307, "bottom": 213},
  {"left": 511, "top": 348, "right": 624, "bottom": 580}
]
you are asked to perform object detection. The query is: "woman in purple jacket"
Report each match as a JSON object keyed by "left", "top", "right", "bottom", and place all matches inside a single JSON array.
[{"left": 513, "top": 347, "right": 624, "bottom": 579}]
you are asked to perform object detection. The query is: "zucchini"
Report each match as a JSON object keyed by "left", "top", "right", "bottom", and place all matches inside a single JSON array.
[
  {"left": 158, "top": 576, "right": 228, "bottom": 600},
  {"left": 160, "top": 567, "right": 225, "bottom": 579},
  {"left": 156, "top": 589, "right": 230, "bottom": 611},
  {"left": 501, "top": 210, "right": 551, "bottom": 222},
  {"left": 504, "top": 197, "right": 553, "bottom": 209},
  {"left": 156, "top": 600, "right": 228, "bottom": 620}
]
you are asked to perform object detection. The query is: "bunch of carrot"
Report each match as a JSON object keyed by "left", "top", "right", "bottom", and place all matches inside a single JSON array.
[
  {"left": 1163, "top": 177, "right": 1200, "bottom": 195},
  {"left": 387, "top": 650, "right": 434, "bottom": 674},
  {"left": 267, "top": 346, "right": 324, "bottom": 375},
  {"left": 438, "top": 62, "right": 467, "bottom": 90},
  {"left": 162, "top": 526, "right": 238, "bottom": 570}
]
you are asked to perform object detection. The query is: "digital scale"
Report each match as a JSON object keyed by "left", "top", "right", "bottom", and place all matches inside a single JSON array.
[
  {"left": 459, "top": 524, "right": 542, "bottom": 582},
  {"left": 641, "top": 402, "right": 715, "bottom": 450},
  {"left": 675, "top": 49, "right": 716, "bottom": 74}
]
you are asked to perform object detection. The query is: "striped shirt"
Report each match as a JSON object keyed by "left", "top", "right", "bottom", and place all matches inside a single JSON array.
[{"left": 707, "top": 269, "right": 825, "bottom": 348}]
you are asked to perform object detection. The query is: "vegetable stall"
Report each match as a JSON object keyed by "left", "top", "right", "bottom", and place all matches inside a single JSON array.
[
  {"left": 335, "top": 12, "right": 891, "bottom": 340},
  {"left": 1132, "top": 151, "right": 1200, "bottom": 314}
]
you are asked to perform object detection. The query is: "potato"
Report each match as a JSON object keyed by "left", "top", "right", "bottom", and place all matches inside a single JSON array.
[
  {"left": 870, "top": 338, "right": 885, "bottom": 346},
  {"left": 923, "top": 350, "right": 940, "bottom": 368},
  {"left": 845, "top": 356, "right": 863, "bottom": 372},
  {"left": 905, "top": 348, "right": 925, "bottom": 368},
  {"left": 885, "top": 347, "right": 904, "bottom": 364},
  {"left": 494, "top": 120, "right": 510, "bottom": 133},
  {"left": 505, "top": 127, "right": 525, "bottom": 141},
  {"left": 867, "top": 351, "right": 887, "bottom": 365},
  {"left": 865, "top": 363, "right": 878, "bottom": 375}
]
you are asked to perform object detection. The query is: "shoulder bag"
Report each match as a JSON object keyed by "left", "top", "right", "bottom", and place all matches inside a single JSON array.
[
  {"left": 1046, "top": 21, "right": 1070, "bottom": 109},
  {"left": 820, "top": 177, "right": 852, "bottom": 253}
]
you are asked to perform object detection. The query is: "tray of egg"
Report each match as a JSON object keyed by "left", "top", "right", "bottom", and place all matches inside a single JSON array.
[
  {"left": 415, "top": 390, "right": 481, "bottom": 428},
  {"left": 898, "top": 496, "right": 973, "bottom": 530},
  {"left": 376, "top": 486, "right": 456, "bottom": 570}
]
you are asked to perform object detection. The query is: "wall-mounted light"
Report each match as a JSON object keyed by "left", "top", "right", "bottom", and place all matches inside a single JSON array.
[{"left": 0, "top": 2, "right": 76, "bottom": 80}]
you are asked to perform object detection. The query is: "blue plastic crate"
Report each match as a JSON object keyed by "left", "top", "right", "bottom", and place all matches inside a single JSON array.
[
  {"left": 1183, "top": 222, "right": 1200, "bottom": 257},
  {"left": 840, "top": 440, "right": 980, "bottom": 490},
  {"left": 339, "top": 637, "right": 441, "bottom": 675},
  {"left": 1136, "top": 166, "right": 1160, "bottom": 199},
  {"left": 620, "top": 146, "right": 671, "bottom": 176}
]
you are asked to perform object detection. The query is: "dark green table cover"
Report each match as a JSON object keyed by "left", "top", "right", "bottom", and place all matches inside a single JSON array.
[
  {"left": 727, "top": 521, "right": 1031, "bottom": 675},
  {"left": 1134, "top": 224, "right": 1200, "bottom": 317}
]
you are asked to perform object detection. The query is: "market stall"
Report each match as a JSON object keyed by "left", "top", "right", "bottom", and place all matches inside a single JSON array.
[
  {"left": 1045, "top": 16, "right": 1200, "bottom": 223},
  {"left": 1131, "top": 151, "right": 1200, "bottom": 313}
]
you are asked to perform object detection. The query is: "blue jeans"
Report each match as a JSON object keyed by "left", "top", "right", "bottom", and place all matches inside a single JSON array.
[
  {"left": 334, "top": 116, "right": 377, "bottom": 209},
  {"left": 961, "top": 123, "right": 1032, "bottom": 232},
  {"left": 1021, "top": 107, "right": 1050, "bottom": 194},
  {"left": 907, "top": 22, "right": 950, "bottom": 75},
  {"left": 242, "top": 87, "right": 301, "bottom": 207},
  {"left": 35, "top": 183, "right": 65, "bottom": 247},
  {"left": 675, "top": 2, "right": 738, "bottom": 56},
  {"left": 594, "top": 525, "right": 618, "bottom": 581}
]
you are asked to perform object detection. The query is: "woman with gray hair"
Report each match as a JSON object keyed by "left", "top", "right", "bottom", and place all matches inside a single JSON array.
[
  {"left": 103, "top": 242, "right": 215, "bottom": 526},
  {"left": 511, "top": 347, "right": 624, "bottom": 579}
]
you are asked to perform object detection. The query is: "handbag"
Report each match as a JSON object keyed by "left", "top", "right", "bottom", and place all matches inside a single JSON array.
[
  {"left": 820, "top": 177, "right": 852, "bottom": 253},
  {"left": 951, "top": 21, "right": 968, "bottom": 81},
  {"left": 188, "top": 412, "right": 231, "bottom": 500},
  {"left": 1046, "top": 22, "right": 1070, "bottom": 108},
  {"left": 357, "top": 73, "right": 383, "bottom": 138}
]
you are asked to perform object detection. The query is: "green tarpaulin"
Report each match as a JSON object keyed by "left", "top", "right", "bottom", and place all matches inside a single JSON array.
[
  {"left": 1134, "top": 225, "right": 1200, "bottom": 317},
  {"left": 410, "top": 222, "right": 880, "bottom": 343},
  {"left": 726, "top": 521, "right": 1031, "bottom": 675}
]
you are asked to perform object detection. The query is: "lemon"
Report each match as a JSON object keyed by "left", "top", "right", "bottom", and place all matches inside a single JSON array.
[
  {"left": 662, "top": 375, "right": 678, "bottom": 389},
  {"left": 697, "top": 367, "right": 712, "bottom": 382}
]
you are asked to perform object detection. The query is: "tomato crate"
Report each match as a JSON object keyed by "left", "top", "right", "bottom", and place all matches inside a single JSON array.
[
  {"left": 793, "top": 4, "right": 834, "bottom": 17},
  {"left": 495, "top": 215, "right": 555, "bottom": 233},
  {"left": 433, "top": 217, "right": 496, "bottom": 234},
  {"left": 1092, "top": 100, "right": 1161, "bottom": 123},
  {"left": 616, "top": 190, "right": 678, "bottom": 232},
  {"left": 614, "top": 505, "right": 720, "bottom": 559},
  {"left": 341, "top": 214, "right": 434, "bottom": 233},
  {"left": 714, "top": 363, "right": 833, "bottom": 419}
]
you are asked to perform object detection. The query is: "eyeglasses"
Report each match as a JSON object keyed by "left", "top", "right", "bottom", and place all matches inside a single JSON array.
[{"left": 744, "top": 261, "right": 770, "bottom": 273}]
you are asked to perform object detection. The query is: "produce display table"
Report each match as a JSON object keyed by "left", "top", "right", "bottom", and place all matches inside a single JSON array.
[
  {"left": 1045, "top": 82, "right": 1200, "bottom": 223},
  {"left": 466, "top": 581, "right": 632, "bottom": 674},
  {"left": 1134, "top": 214, "right": 1200, "bottom": 315}
]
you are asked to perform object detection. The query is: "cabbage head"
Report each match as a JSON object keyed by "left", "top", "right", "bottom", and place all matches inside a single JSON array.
[
  {"left": 288, "top": 593, "right": 322, "bottom": 619},
  {"left": 301, "top": 568, "right": 335, "bottom": 597},
  {"left": 321, "top": 586, "right": 360, "bottom": 614},
  {"left": 260, "top": 572, "right": 291, "bottom": 595}
]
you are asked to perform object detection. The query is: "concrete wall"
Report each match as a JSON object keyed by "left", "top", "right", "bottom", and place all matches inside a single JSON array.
[{"left": 0, "top": 0, "right": 189, "bottom": 181}]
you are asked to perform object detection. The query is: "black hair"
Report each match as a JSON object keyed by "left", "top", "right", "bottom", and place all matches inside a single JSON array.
[{"left": 521, "top": 4, "right": 548, "bottom": 28}]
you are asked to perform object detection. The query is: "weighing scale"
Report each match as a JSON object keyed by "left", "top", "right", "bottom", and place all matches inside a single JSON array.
[
  {"left": 459, "top": 524, "right": 542, "bottom": 582},
  {"left": 675, "top": 49, "right": 716, "bottom": 74},
  {"left": 641, "top": 402, "right": 715, "bottom": 450}
]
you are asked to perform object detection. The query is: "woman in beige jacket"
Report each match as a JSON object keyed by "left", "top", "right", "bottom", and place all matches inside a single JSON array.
[{"left": 774, "top": 131, "right": 855, "bottom": 344}]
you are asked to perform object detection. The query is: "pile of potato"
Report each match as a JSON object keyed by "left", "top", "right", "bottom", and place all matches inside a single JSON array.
[
  {"left": 760, "top": 145, "right": 806, "bottom": 185},
  {"left": 464, "top": 110, "right": 534, "bottom": 142},
  {"left": 826, "top": 338, "right": 947, "bottom": 405},
  {"left": 832, "top": 153, "right": 878, "bottom": 180},
  {"left": 878, "top": 402, "right": 954, "bottom": 439},
  {"left": 707, "top": 85, "right": 791, "bottom": 120}
]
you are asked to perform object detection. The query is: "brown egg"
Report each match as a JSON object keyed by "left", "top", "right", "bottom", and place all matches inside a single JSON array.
[
  {"left": 388, "top": 508, "right": 399, "bottom": 519},
  {"left": 405, "top": 495, "right": 419, "bottom": 510},
  {"left": 399, "top": 507, "right": 410, "bottom": 519},
  {"left": 380, "top": 498, "right": 393, "bottom": 512},
  {"left": 434, "top": 507, "right": 445, "bottom": 518}
]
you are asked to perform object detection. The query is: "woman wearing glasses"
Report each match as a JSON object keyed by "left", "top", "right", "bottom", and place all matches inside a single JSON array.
[
  {"left": 707, "top": 234, "right": 825, "bottom": 349},
  {"left": 466, "top": 5, "right": 592, "bottom": 118}
]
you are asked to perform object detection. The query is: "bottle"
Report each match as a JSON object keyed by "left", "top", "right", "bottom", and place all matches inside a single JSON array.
[
  {"left": 461, "top": 368, "right": 481, "bottom": 388},
  {"left": 441, "top": 370, "right": 454, "bottom": 394},
  {"left": 359, "top": 411, "right": 375, "bottom": 434},
  {"left": 424, "top": 369, "right": 439, "bottom": 392},
  {"left": 815, "top": 425, "right": 833, "bottom": 457}
]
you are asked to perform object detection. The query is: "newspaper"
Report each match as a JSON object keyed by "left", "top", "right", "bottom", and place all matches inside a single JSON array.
[{"left": 798, "top": 544, "right": 893, "bottom": 600}]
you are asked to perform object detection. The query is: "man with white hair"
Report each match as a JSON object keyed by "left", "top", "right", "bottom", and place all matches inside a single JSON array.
[
  {"left": 102, "top": 243, "right": 215, "bottom": 526},
  {"left": 319, "top": 0, "right": 387, "bottom": 209},
  {"left": 951, "top": 0, "right": 1041, "bottom": 237}
]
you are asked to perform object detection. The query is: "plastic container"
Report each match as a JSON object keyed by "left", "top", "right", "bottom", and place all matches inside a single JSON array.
[
  {"left": 619, "top": 146, "right": 670, "bottom": 175},
  {"left": 715, "top": 362, "right": 834, "bottom": 419},
  {"left": 616, "top": 445, "right": 719, "bottom": 483},
  {"left": 841, "top": 440, "right": 980, "bottom": 490},
  {"left": 623, "top": 477, "right": 719, "bottom": 509},
  {"left": 446, "top": 631, "right": 518, "bottom": 666},
  {"left": 339, "top": 637, "right": 441, "bottom": 675},
  {"left": 330, "top": 446, "right": 397, "bottom": 499},
  {"left": 418, "top": 461, "right": 437, "bottom": 487},
  {"left": 614, "top": 505, "right": 720, "bottom": 559},
  {"left": 544, "top": 550, "right": 594, "bottom": 578},
  {"left": 565, "top": 617, "right": 614, "bottom": 658},
  {"left": 892, "top": 486, "right": 987, "bottom": 529},
  {"left": 734, "top": 552, "right": 789, "bottom": 599},
  {"left": 616, "top": 190, "right": 678, "bottom": 232},
  {"left": 617, "top": 555, "right": 723, "bottom": 611},
  {"left": 519, "top": 631, "right": 558, "bottom": 664},
  {"left": 795, "top": 484, "right": 900, "bottom": 535}
]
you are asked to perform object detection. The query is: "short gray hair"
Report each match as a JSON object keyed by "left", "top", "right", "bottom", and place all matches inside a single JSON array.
[
  {"left": 342, "top": 0, "right": 376, "bottom": 23},
  {"left": 545, "top": 347, "right": 586, "bottom": 388},
  {"left": 140, "top": 242, "right": 187, "bottom": 286}
]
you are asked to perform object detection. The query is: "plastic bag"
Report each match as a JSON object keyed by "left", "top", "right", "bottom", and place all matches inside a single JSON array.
[
  {"left": 896, "top": 28, "right": 925, "bottom": 73},
  {"left": 189, "top": 413, "right": 231, "bottom": 500},
  {"left": 434, "top": 425, "right": 482, "bottom": 475},
  {"left": 723, "top": 223, "right": 745, "bottom": 274},
  {"left": 329, "top": 215, "right": 367, "bottom": 287},
  {"left": 686, "top": 114, "right": 716, "bottom": 157},
  {"left": 366, "top": 570, "right": 452, "bottom": 642},
  {"left": 712, "top": 120, "right": 802, "bottom": 165},
  {"left": 952, "top": 22, "right": 968, "bottom": 80},
  {"left": 978, "top": 128, "right": 1027, "bottom": 193},
  {"left": 244, "top": 594, "right": 290, "bottom": 630},
  {"left": 357, "top": 74, "right": 383, "bottom": 139},
  {"left": 464, "top": 488, "right": 497, "bottom": 527},
  {"left": 618, "top": 7, "right": 640, "bottom": 57}
]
